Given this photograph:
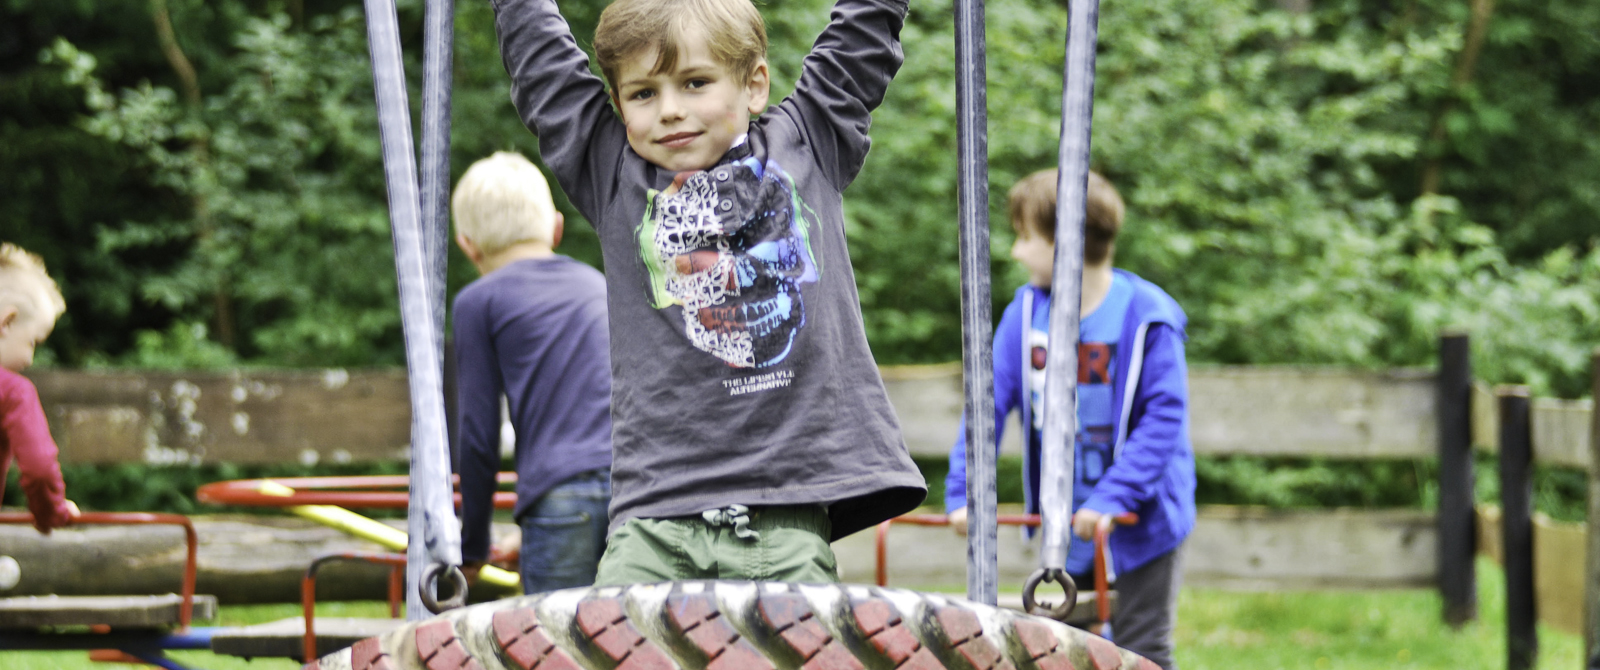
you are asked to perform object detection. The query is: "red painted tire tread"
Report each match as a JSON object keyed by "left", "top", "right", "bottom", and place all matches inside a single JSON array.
[{"left": 310, "top": 582, "right": 1151, "bottom": 670}]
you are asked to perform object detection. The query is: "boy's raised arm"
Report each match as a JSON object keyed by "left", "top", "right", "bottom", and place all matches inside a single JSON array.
[
  {"left": 491, "top": 0, "right": 627, "bottom": 218},
  {"left": 785, "top": 0, "right": 910, "bottom": 190}
]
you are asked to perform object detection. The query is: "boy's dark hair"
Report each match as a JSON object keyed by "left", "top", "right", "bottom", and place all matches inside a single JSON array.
[
  {"left": 594, "top": 0, "right": 768, "bottom": 94},
  {"left": 1007, "top": 168, "right": 1125, "bottom": 264}
]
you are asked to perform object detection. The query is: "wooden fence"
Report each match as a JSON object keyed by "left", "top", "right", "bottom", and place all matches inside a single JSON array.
[{"left": 21, "top": 340, "right": 1600, "bottom": 663}]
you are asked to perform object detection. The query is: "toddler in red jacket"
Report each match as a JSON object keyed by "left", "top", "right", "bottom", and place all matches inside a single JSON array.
[{"left": 0, "top": 243, "right": 78, "bottom": 534}]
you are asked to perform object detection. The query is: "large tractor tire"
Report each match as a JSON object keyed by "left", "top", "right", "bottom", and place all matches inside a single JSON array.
[{"left": 304, "top": 581, "right": 1157, "bottom": 670}]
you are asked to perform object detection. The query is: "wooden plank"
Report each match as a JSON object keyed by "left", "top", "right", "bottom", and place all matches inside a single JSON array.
[
  {"left": 33, "top": 364, "right": 1587, "bottom": 466},
  {"left": 211, "top": 617, "right": 405, "bottom": 660},
  {"left": 0, "top": 517, "right": 518, "bottom": 604},
  {"left": 881, "top": 364, "right": 1024, "bottom": 457},
  {"left": 1182, "top": 506, "right": 1436, "bottom": 589},
  {"left": 835, "top": 505, "right": 1438, "bottom": 591},
  {"left": 1473, "top": 381, "right": 1499, "bottom": 452},
  {"left": 1473, "top": 382, "right": 1594, "bottom": 473},
  {"left": 1477, "top": 505, "right": 1587, "bottom": 637},
  {"left": 1532, "top": 397, "right": 1593, "bottom": 471},
  {"left": 0, "top": 594, "right": 216, "bottom": 628},
  {"left": 28, "top": 369, "right": 411, "bottom": 464},
  {"left": 1187, "top": 367, "right": 1436, "bottom": 458}
]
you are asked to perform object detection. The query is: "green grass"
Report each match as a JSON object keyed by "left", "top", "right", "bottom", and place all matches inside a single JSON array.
[
  {"left": 0, "top": 559, "right": 1582, "bottom": 669},
  {"left": 1176, "top": 558, "right": 1581, "bottom": 669},
  {"left": 2, "top": 601, "right": 390, "bottom": 670}
]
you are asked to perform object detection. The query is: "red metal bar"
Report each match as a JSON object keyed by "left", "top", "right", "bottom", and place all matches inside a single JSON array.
[
  {"left": 302, "top": 551, "right": 406, "bottom": 661},
  {"left": 874, "top": 509, "right": 1136, "bottom": 627},
  {"left": 196, "top": 474, "right": 518, "bottom": 510},
  {"left": 1091, "top": 514, "right": 1132, "bottom": 626},
  {"left": 0, "top": 511, "right": 198, "bottom": 629},
  {"left": 388, "top": 566, "right": 404, "bottom": 618},
  {"left": 874, "top": 513, "right": 1040, "bottom": 586}
]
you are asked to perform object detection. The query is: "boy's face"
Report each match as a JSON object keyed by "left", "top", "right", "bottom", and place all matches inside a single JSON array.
[
  {"left": 0, "top": 308, "right": 53, "bottom": 373},
  {"left": 1011, "top": 225, "right": 1055, "bottom": 288},
  {"left": 613, "top": 30, "right": 771, "bottom": 173}
]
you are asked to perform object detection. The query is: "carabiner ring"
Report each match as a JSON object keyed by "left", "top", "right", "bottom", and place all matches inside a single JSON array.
[
  {"left": 420, "top": 563, "right": 469, "bottom": 614},
  {"left": 1021, "top": 568, "right": 1078, "bottom": 622}
]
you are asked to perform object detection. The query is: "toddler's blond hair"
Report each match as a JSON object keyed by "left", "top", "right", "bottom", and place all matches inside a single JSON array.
[
  {"left": 452, "top": 152, "right": 559, "bottom": 256},
  {"left": 0, "top": 243, "right": 66, "bottom": 328}
]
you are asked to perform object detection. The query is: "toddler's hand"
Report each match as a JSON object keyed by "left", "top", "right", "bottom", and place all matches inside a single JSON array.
[
  {"left": 947, "top": 507, "right": 968, "bottom": 536},
  {"left": 64, "top": 500, "right": 81, "bottom": 520}
]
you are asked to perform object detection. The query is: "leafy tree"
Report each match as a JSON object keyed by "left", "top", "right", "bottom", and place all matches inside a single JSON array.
[{"left": 0, "top": 0, "right": 1594, "bottom": 399}]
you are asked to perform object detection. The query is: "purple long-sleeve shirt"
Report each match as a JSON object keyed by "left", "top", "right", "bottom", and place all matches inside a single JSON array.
[{"left": 454, "top": 256, "right": 613, "bottom": 564}]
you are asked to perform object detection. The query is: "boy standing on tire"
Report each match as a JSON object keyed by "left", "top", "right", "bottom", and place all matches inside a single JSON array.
[
  {"left": 453, "top": 152, "right": 615, "bottom": 594},
  {"left": 0, "top": 243, "right": 80, "bottom": 535},
  {"left": 486, "top": 0, "right": 925, "bottom": 584},
  {"left": 945, "top": 170, "right": 1195, "bottom": 669}
]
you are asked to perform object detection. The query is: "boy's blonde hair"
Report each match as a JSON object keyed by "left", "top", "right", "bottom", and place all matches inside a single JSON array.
[
  {"left": 0, "top": 243, "right": 66, "bottom": 328},
  {"left": 452, "top": 152, "right": 559, "bottom": 257},
  {"left": 1008, "top": 168, "right": 1126, "bottom": 264},
  {"left": 594, "top": 0, "right": 768, "bottom": 93}
]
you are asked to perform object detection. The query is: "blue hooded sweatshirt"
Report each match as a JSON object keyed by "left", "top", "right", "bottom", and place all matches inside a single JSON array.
[{"left": 946, "top": 268, "right": 1196, "bottom": 575}]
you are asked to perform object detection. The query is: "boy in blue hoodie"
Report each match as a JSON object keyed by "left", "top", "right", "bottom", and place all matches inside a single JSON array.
[{"left": 946, "top": 169, "right": 1195, "bottom": 669}]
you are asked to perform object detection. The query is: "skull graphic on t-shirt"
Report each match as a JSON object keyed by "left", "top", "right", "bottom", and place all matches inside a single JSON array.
[{"left": 638, "top": 157, "right": 820, "bottom": 368}]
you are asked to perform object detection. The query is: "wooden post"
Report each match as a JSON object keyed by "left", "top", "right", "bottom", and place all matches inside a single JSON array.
[
  {"left": 1585, "top": 348, "right": 1600, "bottom": 668},
  {"left": 1438, "top": 331, "right": 1476, "bottom": 626},
  {"left": 1499, "top": 385, "right": 1536, "bottom": 670}
]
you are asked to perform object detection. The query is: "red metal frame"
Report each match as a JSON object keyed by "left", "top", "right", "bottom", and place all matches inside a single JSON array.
[
  {"left": 196, "top": 473, "right": 518, "bottom": 510},
  {"left": 301, "top": 551, "right": 406, "bottom": 661},
  {"left": 0, "top": 511, "right": 199, "bottom": 629},
  {"left": 874, "top": 511, "right": 1136, "bottom": 628}
]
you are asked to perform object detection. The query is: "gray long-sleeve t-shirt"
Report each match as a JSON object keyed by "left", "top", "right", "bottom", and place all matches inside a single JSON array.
[{"left": 490, "top": 0, "right": 926, "bottom": 540}]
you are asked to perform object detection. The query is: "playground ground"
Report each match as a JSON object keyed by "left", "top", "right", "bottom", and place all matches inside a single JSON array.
[{"left": 1, "top": 558, "right": 1579, "bottom": 670}]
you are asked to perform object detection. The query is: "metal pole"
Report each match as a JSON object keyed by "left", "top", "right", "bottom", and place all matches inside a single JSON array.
[
  {"left": 361, "top": 0, "right": 462, "bottom": 620},
  {"left": 1437, "top": 331, "right": 1476, "bottom": 627},
  {"left": 1498, "top": 385, "right": 1536, "bottom": 670},
  {"left": 1038, "top": 0, "right": 1101, "bottom": 576},
  {"left": 954, "top": 0, "right": 997, "bottom": 606}
]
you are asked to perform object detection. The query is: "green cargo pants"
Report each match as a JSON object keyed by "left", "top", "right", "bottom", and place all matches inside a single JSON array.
[{"left": 594, "top": 504, "right": 839, "bottom": 585}]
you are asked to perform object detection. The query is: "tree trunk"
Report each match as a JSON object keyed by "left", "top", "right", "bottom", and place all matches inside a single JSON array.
[
  {"left": 149, "top": 0, "right": 236, "bottom": 349},
  {"left": 1420, "top": 0, "right": 1497, "bottom": 197}
]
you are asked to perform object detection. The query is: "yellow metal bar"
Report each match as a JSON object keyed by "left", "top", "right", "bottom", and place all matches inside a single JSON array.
[{"left": 259, "top": 481, "right": 519, "bottom": 590}]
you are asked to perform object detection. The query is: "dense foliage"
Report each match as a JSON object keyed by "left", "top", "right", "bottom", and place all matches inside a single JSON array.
[{"left": 1, "top": 0, "right": 1597, "bottom": 396}]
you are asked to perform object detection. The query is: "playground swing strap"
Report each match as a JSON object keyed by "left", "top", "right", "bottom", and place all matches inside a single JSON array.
[
  {"left": 1021, "top": 0, "right": 1104, "bottom": 619},
  {"left": 360, "top": 0, "right": 463, "bottom": 619},
  {"left": 355, "top": 0, "right": 1098, "bottom": 618}
]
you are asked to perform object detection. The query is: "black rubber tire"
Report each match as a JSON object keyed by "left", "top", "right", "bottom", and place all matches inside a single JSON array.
[{"left": 302, "top": 582, "right": 1157, "bottom": 670}]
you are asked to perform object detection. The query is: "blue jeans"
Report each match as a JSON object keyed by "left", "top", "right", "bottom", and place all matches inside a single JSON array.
[{"left": 518, "top": 469, "right": 611, "bottom": 595}]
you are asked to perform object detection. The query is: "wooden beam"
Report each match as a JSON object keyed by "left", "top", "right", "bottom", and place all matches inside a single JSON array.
[
  {"left": 1437, "top": 332, "right": 1476, "bottom": 626},
  {"left": 29, "top": 370, "right": 411, "bottom": 465},
  {"left": 834, "top": 506, "right": 1438, "bottom": 591},
  {"left": 1499, "top": 386, "right": 1537, "bottom": 670},
  {"left": 28, "top": 364, "right": 1591, "bottom": 466}
]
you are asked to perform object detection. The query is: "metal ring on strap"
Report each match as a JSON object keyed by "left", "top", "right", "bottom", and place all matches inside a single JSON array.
[
  {"left": 420, "top": 563, "right": 468, "bottom": 614},
  {"left": 1021, "top": 567, "right": 1078, "bottom": 622}
]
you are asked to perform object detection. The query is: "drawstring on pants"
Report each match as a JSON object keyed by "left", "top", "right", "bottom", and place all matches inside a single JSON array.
[{"left": 702, "top": 504, "right": 760, "bottom": 540}]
